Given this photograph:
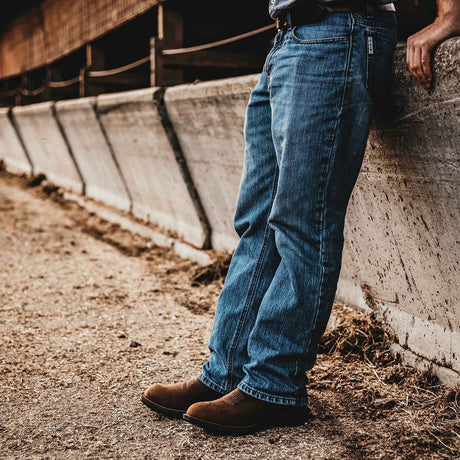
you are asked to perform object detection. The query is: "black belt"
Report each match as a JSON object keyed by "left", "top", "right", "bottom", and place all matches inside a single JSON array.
[{"left": 275, "top": 1, "right": 375, "bottom": 30}]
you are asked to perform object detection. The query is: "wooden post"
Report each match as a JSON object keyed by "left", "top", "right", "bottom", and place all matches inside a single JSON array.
[
  {"left": 79, "top": 67, "right": 86, "bottom": 98},
  {"left": 84, "top": 43, "right": 106, "bottom": 96},
  {"left": 150, "top": 37, "right": 159, "bottom": 87},
  {"left": 151, "top": 3, "right": 184, "bottom": 87},
  {"left": 43, "top": 66, "right": 52, "bottom": 101},
  {"left": 17, "top": 70, "right": 27, "bottom": 106}
]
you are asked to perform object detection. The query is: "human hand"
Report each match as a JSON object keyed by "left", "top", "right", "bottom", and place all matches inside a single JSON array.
[{"left": 406, "top": 9, "right": 460, "bottom": 89}]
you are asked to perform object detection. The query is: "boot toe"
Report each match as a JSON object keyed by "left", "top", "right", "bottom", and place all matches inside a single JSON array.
[
  {"left": 185, "top": 401, "right": 208, "bottom": 418},
  {"left": 144, "top": 383, "right": 165, "bottom": 402}
]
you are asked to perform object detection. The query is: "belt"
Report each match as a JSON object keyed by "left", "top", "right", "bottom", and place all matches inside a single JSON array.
[{"left": 275, "top": 2, "right": 394, "bottom": 31}]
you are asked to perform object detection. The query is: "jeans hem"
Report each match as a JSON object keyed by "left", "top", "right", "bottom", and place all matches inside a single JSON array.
[
  {"left": 198, "top": 371, "right": 228, "bottom": 395},
  {"left": 238, "top": 381, "right": 308, "bottom": 407}
]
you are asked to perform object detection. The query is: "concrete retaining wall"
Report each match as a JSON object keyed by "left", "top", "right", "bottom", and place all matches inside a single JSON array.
[
  {"left": 0, "top": 108, "right": 32, "bottom": 175},
  {"left": 336, "top": 38, "right": 460, "bottom": 384},
  {"left": 55, "top": 97, "right": 131, "bottom": 211},
  {"left": 12, "top": 102, "right": 83, "bottom": 193},
  {"left": 96, "top": 88, "right": 208, "bottom": 249},
  {"left": 165, "top": 75, "right": 259, "bottom": 252}
]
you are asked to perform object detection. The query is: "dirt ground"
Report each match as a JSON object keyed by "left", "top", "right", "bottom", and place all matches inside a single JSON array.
[{"left": 0, "top": 169, "right": 458, "bottom": 459}]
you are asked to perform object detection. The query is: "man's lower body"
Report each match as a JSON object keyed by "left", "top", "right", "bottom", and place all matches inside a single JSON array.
[{"left": 143, "top": 5, "right": 397, "bottom": 434}]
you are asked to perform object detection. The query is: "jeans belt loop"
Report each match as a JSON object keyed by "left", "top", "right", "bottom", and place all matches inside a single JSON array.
[
  {"left": 366, "top": 3, "right": 374, "bottom": 18},
  {"left": 286, "top": 11, "right": 293, "bottom": 29}
]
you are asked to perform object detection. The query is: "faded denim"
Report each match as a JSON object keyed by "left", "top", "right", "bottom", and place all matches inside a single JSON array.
[{"left": 199, "top": 7, "right": 397, "bottom": 406}]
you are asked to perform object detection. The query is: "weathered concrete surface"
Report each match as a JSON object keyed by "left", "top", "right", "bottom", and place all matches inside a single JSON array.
[
  {"left": 12, "top": 102, "right": 83, "bottom": 193},
  {"left": 165, "top": 75, "right": 259, "bottom": 252},
  {"left": 97, "top": 88, "right": 207, "bottom": 249},
  {"left": 55, "top": 97, "right": 131, "bottom": 211},
  {"left": 337, "top": 37, "right": 460, "bottom": 384},
  {"left": 0, "top": 108, "right": 32, "bottom": 175}
]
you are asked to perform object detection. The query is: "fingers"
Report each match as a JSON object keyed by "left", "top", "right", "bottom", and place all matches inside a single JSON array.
[
  {"left": 421, "top": 47, "right": 433, "bottom": 84},
  {"left": 406, "top": 35, "right": 433, "bottom": 89},
  {"left": 414, "top": 47, "right": 431, "bottom": 88}
]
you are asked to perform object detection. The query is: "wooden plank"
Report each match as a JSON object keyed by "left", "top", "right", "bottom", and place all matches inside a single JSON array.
[{"left": 0, "top": 0, "right": 162, "bottom": 79}]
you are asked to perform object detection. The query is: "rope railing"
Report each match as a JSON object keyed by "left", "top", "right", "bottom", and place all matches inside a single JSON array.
[
  {"left": 162, "top": 23, "right": 276, "bottom": 56},
  {"left": 3, "top": 75, "right": 82, "bottom": 98},
  {"left": 4, "top": 87, "right": 20, "bottom": 97},
  {"left": 88, "top": 56, "right": 150, "bottom": 78},
  {"left": 2, "top": 23, "right": 275, "bottom": 99},
  {"left": 21, "top": 85, "right": 48, "bottom": 96},
  {"left": 48, "top": 75, "right": 82, "bottom": 88}
]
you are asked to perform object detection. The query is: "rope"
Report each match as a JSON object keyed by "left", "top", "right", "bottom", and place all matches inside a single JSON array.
[
  {"left": 3, "top": 76, "right": 81, "bottom": 98},
  {"left": 88, "top": 56, "right": 150, "bottom": 77},
  {"left": 22, "top": 85, "right": 47, "bottom": 96},
  {"left": 162, "top": 23, "right": 276, "bottom": 56},
  {"left": 4, "top": 88, "right": 19, "bottom": 97},
  {"left": 2, "top": 23, "right": 275, "bottom": 97},
  {"left": 48, "top": 75, "right": 82, "bottom": 88}
]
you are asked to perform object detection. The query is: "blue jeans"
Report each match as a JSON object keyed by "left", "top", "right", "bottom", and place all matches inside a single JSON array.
[{"left": 199, "top": 6, "right": 397, "bottom": 406}]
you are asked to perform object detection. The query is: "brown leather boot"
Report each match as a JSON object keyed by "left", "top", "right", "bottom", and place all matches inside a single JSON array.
[
  {"left": 141, "top": 378, "right": 222, "bottom": 418},
  {"left": 183, "top": 388, "right": 310, "bottom": 435}
]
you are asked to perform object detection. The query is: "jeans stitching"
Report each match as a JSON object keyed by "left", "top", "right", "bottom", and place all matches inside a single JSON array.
[
  {"left": 226, "top": 167, "right": 280, "bottom": 391},
  {"left": 354, "top": 17, "right": 397, "bottom": 33},
  {"left": 238, "top": 381, "right": 308, "bottom": 405},
  {"left": 198, "top": 372, "right": 228, "bottom": 395},
  {"left": 290, "top": 26, "right": 350, "bottom": 45},
  {"left": 301, "top": 16, "right": 355, "bottom": 366},
  {"left": 365, "top": 26, "right": 370, "bottom": 89},
  {"left": 266, "top": 34, "right": 286, "bottom": 90}
]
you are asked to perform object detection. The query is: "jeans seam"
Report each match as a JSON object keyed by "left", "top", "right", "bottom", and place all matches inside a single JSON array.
[
  {"left": 354, "top": 17, "right": 397, "bottom": 32},
  {"left": 266, "top": 34, "right": 286, "bottom": 91},
  {"left": 302, "top": 17, "right": 355, "bottom": 363},
  {"left": 198, "top": 372, "right": 228, "bottom": 395},
  {"left": 226, "top": 168, "right": 280, "bottom": 391},
  {"left": 238, "top": 381, "right": 308, "bottom": 406},
  {"left": 290, "top": 26, "right": 350, "bottom": 44},
  {"left": 365, "top": 26, "right": 370, "bottom": 89}
]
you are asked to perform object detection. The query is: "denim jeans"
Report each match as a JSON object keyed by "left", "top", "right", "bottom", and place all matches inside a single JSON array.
[{"left": 199, "top": 6, "right": 397, "bottom": 406}]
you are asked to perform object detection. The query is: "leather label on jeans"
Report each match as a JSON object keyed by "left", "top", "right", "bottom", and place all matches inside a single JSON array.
[{"left": 367, "top": 35, "right": 374, "bottom": 55}]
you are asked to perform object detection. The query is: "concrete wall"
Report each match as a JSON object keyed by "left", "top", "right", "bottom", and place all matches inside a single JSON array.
[
  {"left": 336, "top": 38, "right": 460, "bottom": 384},
  {"left": 97, "top": 88, "right": 208, "bottom": 249},
  {"left": 12, "top": 102, "right": 83, "bottom": 193},
  {"left": 55, "top": 97, "right": 131, "bottom": 211},
  {"left": 165, "top": 75, "right": 258, "bottom": 252},
  {"left": 0, "top": 108, "right": 32, "bottom": 175}
]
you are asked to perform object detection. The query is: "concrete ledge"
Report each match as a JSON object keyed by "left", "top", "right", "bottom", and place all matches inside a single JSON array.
[
  {"left": 337, "top": 37, "right": 460, "bottom": 385},
  {"left": 97, "top": 88, "right": 208, "bottom": 249},
  {"left": 12, "top": 102, "right": 83, "bottom": 193},
  {"left": 0, "top": 107, "right": 32, "bottom": 175},
  {"left": 55, "top": 97, "right": 131, "bottom": 212},
  {"left": 165, "top": 75, "right": 260, "bottom": 252},
  {"left": 391, "top": 344, "right": 459, "bottom": 389}
]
